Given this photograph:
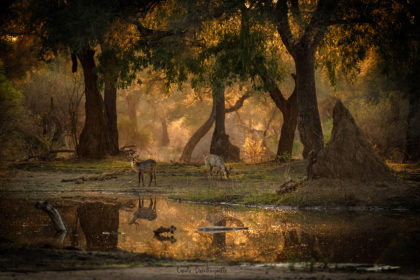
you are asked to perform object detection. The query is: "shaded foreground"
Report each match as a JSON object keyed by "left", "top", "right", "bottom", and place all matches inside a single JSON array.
[
  {"left": 0, "top": 194, "right": 420, "bottom": 279},
  {"left": 0, "top": 159, "right": 419, "bottom": 279},
  {"left": 2, "top": 261, "right": 419, "bottom": 280},
  {"left": 1, "top": 196, "right": 420, "bottom": 264}
]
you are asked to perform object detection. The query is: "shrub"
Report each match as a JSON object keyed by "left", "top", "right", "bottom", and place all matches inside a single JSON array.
[
  {"left": 0, "top": 61, "right": 24, "bottom": 160},
  {"left": 242, "top": 135, "right": 266, "bottom": 163}
]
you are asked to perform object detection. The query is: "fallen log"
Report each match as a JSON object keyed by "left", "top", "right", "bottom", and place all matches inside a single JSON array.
[
  {"left": 196, "top": 226, "right": 248, "bottom": 233},
  {"left": 35, "top": 201, "right": 66, "bottom": 233},
  {"left": 61, "top": 171, "right": 124, "bottom": 183},
  {"left": 275, "top": 179, "right": 305, "bottom": 195}
]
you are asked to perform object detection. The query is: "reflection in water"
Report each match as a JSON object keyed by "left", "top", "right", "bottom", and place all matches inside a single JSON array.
[
  {"left": 0, "top": 196, "right": 420, "bottom": 268},
  {"left": 129, "top": 197, "right": 157, "bottom": 226},
  {"left": 153, "top": 225, "right": 176, "bottom": 243},
  {"left": 203, "top": 211, "right": 246, "bottom": 257},
  {"left": 196, "top": 227, "right": 249, "bottom": 233},
  {"left": 77, "top": 202, "right": 119, "bottom": 251}
]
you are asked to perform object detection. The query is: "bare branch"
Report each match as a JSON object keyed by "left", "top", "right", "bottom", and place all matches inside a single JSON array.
[{"left": 226, "top": 92, "right": 251, "bottom": 113}]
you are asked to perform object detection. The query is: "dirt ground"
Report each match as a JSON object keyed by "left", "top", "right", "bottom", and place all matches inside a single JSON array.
[
  {"left": 0, "top": 158, "right": 419, "bottom": 280},
  {"left": 1, "top": 159, "right": 418, "bottom": 207},
  {"left": 1, "top": 240, "right": 418, "bottom": 280},
  {"left": 2, "top": 265, "right": 420, "bottom": 280}
]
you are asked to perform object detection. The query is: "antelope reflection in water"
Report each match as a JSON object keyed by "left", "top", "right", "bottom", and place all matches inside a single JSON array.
[
  {"left": 128, "top": 197, "right": 176, "bottom": 243},
  {"left": 129, "top": 196, "right": 157, "bottom": 227}
]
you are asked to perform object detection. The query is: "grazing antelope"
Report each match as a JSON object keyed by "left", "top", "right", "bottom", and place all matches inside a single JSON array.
[
  {"left": 131, "top": 158, "right": 157, "bottom": 186},
  {"left": 129, "top": 197, "right": 157, "bottom": 226},
  {"left": 204, "top": 154, "right": 232, "bottom": 179}
]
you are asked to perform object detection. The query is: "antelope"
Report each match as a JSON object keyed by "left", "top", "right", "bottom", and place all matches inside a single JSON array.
[
  {"left": 129, "top": 197, "right": 157, "bottom": 226},
  {"left": 204, "top": 154, "right": 232, "bottom": 179},
  {"left": 131, "top": 158, "right": 157, "bottom": 186}
]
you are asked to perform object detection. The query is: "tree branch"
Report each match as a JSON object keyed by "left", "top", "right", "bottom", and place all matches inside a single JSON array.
[
  {"left": 275, "top": 0, "right": 297, "bottom": 58},
  {"left": 301, "top": 0, "right": 338, "bottom": 48},
  {"left": 226, "top": 92, "right": 251, "bottom": 113},
  {"left": 133, "top": 21, "right": 179, "bottom": 42}
]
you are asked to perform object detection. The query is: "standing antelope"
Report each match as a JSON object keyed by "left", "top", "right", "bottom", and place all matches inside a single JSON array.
[
  {"left": 131, "top": 158, "right": 157, "bottom": 186},
  {"left": 204, "top": 154, "right": 231, "bottom": 179}
]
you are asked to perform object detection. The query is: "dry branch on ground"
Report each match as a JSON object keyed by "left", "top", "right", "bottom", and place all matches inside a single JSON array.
[{"left": 61, "top": 171, "right": 124, "bottom": 184}]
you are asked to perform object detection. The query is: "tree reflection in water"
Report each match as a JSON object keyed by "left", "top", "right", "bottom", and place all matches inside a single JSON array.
[
  {"left": 77, "top": 202, "right": 119, "bottom": 251},
  {"left": 1, "top": 197, "right": 420, "bottom": 269},
  {"left": 205, "top": 211, "right": 246, "bottom": 257}
]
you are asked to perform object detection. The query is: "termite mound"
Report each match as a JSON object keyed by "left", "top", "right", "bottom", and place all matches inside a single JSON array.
[{"left": 308, "top": 100, "right": 392, "bottom": 181}]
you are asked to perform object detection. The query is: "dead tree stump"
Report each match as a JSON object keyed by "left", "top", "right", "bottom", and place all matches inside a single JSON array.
[{"left": 308, "top": 100, "right": 392, "bottom": 181}]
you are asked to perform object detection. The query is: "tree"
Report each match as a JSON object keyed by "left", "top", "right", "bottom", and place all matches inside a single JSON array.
[
  {"left": 76, "top": 48, "right": 110, "bottom": 158},
  {"left": 267, "top": 0, "right": 342, "bottom": 158},
  {"left": 368, "top": 0, "right": 420, "bottom": 161},
  {"left": 21, "top": 0, "right": 122, "bottom": 158},
  {"left": 230, "top": 5, "right": 298, "bottom": 160},
  {"left": 209, "top": 85, "right": 239, "bottom": 161},
  {"left": 179, "top": 91, "right": 249, "bottom": 162},
  {"left": 21, "top": 0, "right": 164, "bottom": 159},
  {"left": 133, "top": 1, "right": 351, "bottom": 162},
  {"left": 318, "top": 0, "right": 420, "bottom": 161},
  {"left": 268, "top": 75, "right": 297, "bottom": 159},
  {"left": 133, "top": 2, "right": 246, "bottom": 161},
  {"left": 187, "top": 4, "right": 292, "bottom": 161}
]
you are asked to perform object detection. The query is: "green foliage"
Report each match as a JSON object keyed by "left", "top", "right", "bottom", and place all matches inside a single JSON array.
[
  {"left": 134, "top": 2, "right": 286, "bottom": 94},
  {"left": 0, "top": 60, "right": 24, "bottom": 159},
  {"left": 202, "top": 8, "right": 286, "bottom": 91},
  {"left": 34, "top": 0, "right": 121, "bottom": 53},
  {"left": 277, "top": 152, "right": 291, "bottom": 162},
  {"left": 319, "top": 0, "right": 419, "bottom": 92}
]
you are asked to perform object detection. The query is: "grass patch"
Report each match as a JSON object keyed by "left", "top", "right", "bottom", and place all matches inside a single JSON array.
[{"left": 2, "top": 157, "right": 419, "bottom": 209}]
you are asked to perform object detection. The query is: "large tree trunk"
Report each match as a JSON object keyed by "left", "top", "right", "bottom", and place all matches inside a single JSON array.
[
  {"left": 295, "top": 50, "right": 324, "bottom": 158},
  {"left": 104, "top": 79, "right": 119, "bottom": 155},
  {"left": 268, "top": 75, "right": 298, "bottom": 159},
  {"left": 210, "top": 86, "right": 240, "bottom": 162},
  {"left": 276, "top": 94, "right": 297, "bottom": 159},
  {"left": 275, "top": 0, "right": 337, "bottom": 159},
  {"left": 77, "top": 49, "right": 109, "bottom": 159}
]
